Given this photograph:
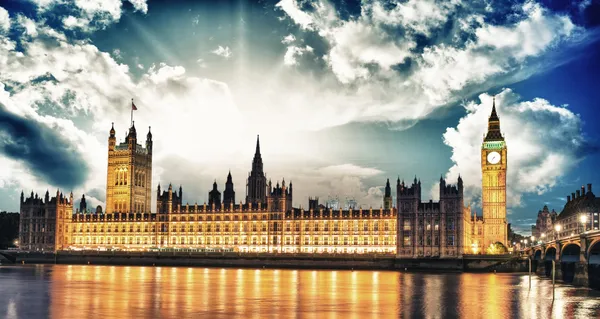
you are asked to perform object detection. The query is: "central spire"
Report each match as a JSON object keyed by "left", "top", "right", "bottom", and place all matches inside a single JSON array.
[{"left": 246, "top": 134, "right": 267, "bottom": 204}]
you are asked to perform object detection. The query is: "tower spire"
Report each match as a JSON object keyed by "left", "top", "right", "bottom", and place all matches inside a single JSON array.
[
  {"left": 255, "top": 135, "right": 261, "bottom": 156},
  {"left": 484, "top": 95, "right": 504, "bottom": 141}
]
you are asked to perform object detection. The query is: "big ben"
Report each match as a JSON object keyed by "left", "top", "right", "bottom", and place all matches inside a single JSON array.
[{"left": 481, "top": 96, "right": 507, "bottom": 248}]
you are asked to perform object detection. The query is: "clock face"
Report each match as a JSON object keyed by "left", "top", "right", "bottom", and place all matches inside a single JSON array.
[{"left": 487, "top": 151, "right": 501, "bottom": 164}]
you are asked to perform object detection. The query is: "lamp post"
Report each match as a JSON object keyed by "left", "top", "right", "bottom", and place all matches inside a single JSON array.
[
  {"left": 530, "top": 236, "right": 535, "bottom": 246},
  {"left": 554, "top": 224, "right": 561, "bottom": 241},
  {"left": 580, "top": 214, "right": 588, "bottom": 233}
]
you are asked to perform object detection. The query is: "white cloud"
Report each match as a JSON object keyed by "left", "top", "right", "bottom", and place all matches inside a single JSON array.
[
  {"left": 275, "top": 0, "right": 315, "bottom": 30},
  {"left": 0, "top": 7, "right": 10, "bottom": 33},
  {"left": 127, "top": 0, "right": 148, "bottom": 14},
  {"left": 196, "top": 58, "right": 207, "bottom": 68},
  {"left": 436, "top": 89, "right": 586, "bottom": 209},
  {"left": 283, "top": 45, "right": 313, "bottom": 66},
  {"left": 274, "top": 0, "right": 583, "bottom": 129},
  {"left": 62, "top": 15, "right": 90, "bottom": 29},
  {"left": 34, "top": 0, "right": 148, "bottom": 31},
  {"left": 282, "top": 34, "right": 296, "bottom": 44},
  {"left": 212, "top": 45, "right": 232, "bottom": 59}
]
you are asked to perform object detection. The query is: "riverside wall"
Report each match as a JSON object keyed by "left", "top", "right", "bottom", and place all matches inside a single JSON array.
[{"left": 4, "top": 251, "right": 528, "bottom": 272}]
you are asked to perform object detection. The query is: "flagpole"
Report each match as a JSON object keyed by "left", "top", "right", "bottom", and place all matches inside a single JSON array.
[{"left": 131, "top": 98, "right": 134, "bottom": 127}]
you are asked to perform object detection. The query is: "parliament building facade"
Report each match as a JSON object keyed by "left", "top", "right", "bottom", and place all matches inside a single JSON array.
[{"left": 19, "top": 101, "right": 508, "bottom": 256}]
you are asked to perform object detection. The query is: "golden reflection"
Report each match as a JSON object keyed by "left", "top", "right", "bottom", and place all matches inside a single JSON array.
[{"left": 37, "top": 265, "right": 600, "bottom": 319}]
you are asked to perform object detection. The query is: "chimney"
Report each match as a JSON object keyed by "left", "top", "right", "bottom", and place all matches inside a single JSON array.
[
  {"left": 576, "top": 190, "right": 581, "bottom": 198},
  {"left": 572, "top": 192, "right": 576, "bottom": 199},
  {"left": 567, "top": 195, "right": 570, "bottom": 202},
  {"left": 588, "top": 184, "right": 592, "bottom": 193}
]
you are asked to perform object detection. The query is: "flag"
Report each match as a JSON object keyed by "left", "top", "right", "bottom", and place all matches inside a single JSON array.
[{"left": 132, "top": 100, "right": 138, "bottom": 111}]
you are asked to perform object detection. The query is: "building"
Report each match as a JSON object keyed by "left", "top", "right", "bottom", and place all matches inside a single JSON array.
[
  {"left": 105, "top": 122, "right": 153, "bottom": 214},
  {"left": 396, "top": 176, "right": 465, "bottom": 258},
  {"left": 19, "top": 100, "right": 507, "bottom": 256},
  {"left": 531, "top": 205, "right": 557, "bottom": 239},
  {"left": 18, "top": 190, "right": 72, "bottom": 251},
  {"left": 554, "top": 184, "right": 600, "bottom": 239},
  {"left": 464, "top": 97, "right": 509, "bottom": 253}
]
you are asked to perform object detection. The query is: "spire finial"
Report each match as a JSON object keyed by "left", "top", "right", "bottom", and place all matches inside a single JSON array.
[{"left": 255, "top": 134, "right": 260, "bottom": 155}]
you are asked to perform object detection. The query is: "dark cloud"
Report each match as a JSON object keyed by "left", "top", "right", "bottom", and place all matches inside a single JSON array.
[
  {"left": 0, "top": 104, "right": 89, "bottom": 189},
  {"left": 86, "top": 187, "right": 106, "bottom": 202}
]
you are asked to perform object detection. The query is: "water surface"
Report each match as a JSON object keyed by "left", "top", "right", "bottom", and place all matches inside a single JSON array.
[{"left": 1, "top": 265, "right": 599, "bottom": 318}]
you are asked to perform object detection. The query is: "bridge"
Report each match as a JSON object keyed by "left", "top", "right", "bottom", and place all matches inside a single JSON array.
[
  {"left": 524, "top": 230, "right": 600, "bottom": 288},
  {"left": 0, "top": 250, "right": 17, "bottom": 264}
]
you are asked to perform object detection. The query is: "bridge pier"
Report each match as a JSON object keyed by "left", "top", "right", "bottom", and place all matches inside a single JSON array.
[{"left": 573, "top": 262, "right": 589, "bottom": 287}]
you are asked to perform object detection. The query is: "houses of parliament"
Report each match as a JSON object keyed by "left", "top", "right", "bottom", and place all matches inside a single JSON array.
[{"left": 18, "top": 100, "right": 508, "bottom": 257}]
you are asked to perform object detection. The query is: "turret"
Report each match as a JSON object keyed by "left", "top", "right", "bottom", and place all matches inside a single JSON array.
[
  {"left": 224, "top": 171, "right": 236, "bottom": 207},
  {"left": 45, "top": 190, "right": 49, "bottom": 203},
  {"left": 80, "top": 194, "right": 87, "bottom": 213},
  {"left": 209, "top": 180, "right": 221, "bottom": 206},
  {"left": 108, "top": 122, "right": 116, "bottom": 151},
  {"left": 157, "top": 183, "right": 161, "bottom": 198},
  {"left": 128, "top": 121, "right": 137, "bottom": 150},
  {"left": 179, "top": 185, "right": 183, "bottom": 203},
  {"left": 383, "top": 178, "right": 392, "bottom": 209},
  {"left": 146, "top": 126, "right": 153, "bottom": 153},
  {"left": 20, "top": 190, "right": 24, "bottom": 203}
]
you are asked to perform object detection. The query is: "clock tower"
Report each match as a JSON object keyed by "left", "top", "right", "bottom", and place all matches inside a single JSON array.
[{"left": 481, "top": 97, "right": 507, "bottom": 248}]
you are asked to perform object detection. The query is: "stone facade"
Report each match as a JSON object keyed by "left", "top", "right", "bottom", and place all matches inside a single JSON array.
[
  {"left": 531, "top": 205, "right": 557, "bottom": 239},
  {"left": 19, "top": 105, "right": 508, "bottom": 256},
  {"left": 464, "top": 97, "right": 509, "bottom": 253},
  {"left": 19, "top": 190, "right": 72, "bottom": 251},
  {"left": 396, "top": 177, "right": 465, "bottom": 258},
  {"left": 105, "top": 122, "right": 153, "bottom": 214}
]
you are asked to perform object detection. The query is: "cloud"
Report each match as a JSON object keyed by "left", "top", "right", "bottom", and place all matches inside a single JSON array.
[
  {"left": 281, "top": 34, "right": 296, "bottom": 44},
  {"left": 275, "top": 0, "right": 316, "bottom": 30},
  {"left": 273, "top": 0, "right": 584, "bottom": 129},
  {"left": 33, "top": 0, "right": 148, "bottom": 32},
  {"left": 0, "top": 95, "right": 90, "bottom": 190},
  {"left": 212, "top": 45, "right": 232, "bottom": 59},
  {"left": 0, "top": 15, "right": 246, "bottom": 209},
  {"left": 283, "top": 45, "right": 313, "bottom": 66},
  {"left": 127, "top": 0, "right": 148, "bottom": 14},
  {"left": 0, "top": 7, "right": 9, "bottom": 33},
  {"left": 436, "top": 89, "right": 590, "bottom": 210}
]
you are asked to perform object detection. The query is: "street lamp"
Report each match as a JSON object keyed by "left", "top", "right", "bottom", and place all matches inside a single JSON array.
[
  {"left": 555, "top": 224, "right": 562, "bottom": 240},
  {"left": 13, "top": 240, "right": 18, "bottom": 247},
  {"left": 580, "top": 214, "right": 588, "bottom": 233},
  {"left": 530, "top": 236, "right": 535, "bottom": 245}
]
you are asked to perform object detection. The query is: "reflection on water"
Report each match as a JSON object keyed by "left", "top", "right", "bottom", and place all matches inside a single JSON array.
[{"left": 1, "top": 265, "right": 599, "bottom": 318}]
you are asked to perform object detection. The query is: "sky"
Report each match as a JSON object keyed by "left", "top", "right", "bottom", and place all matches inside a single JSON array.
[{"left": 0, "top": 0, "right": 599, "bottom": 234}]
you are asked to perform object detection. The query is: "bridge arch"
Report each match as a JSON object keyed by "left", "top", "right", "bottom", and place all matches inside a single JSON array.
[
  {"left": 543, "top": 247, "right": 557, "bottom": 277},
  {"left": 531, "top": 249, "right": 542, "bottom": 272},
  {"left": 588, "top": 240, "right": 600, "bottom": 289},
  {"left": 560, "top": 243, "right": 580, "bottom": 283}
]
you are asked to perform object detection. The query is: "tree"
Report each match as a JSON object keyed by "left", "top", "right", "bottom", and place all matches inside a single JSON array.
[
  {"left": 0, "top": 212, "right": 20, "bottom": 249},
  {"left": 487, "top": 242, "right": 508, "bottom": 255}
]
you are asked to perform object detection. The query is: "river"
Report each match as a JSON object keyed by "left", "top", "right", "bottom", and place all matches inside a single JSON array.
[{"left": 1, "top": 265, "right": 599, "bottom": 318}]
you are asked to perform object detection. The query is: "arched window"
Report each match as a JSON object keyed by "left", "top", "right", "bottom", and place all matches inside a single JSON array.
[{"left": 124, "top": 171, "right": 128, "bottom": 185}]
